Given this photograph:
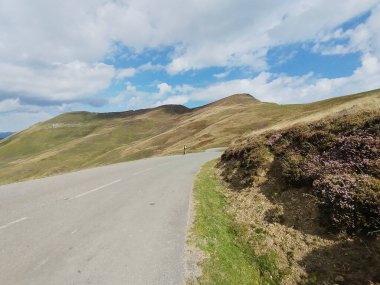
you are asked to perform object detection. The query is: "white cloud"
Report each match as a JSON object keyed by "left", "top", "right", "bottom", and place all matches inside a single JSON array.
[
  {"left": 1, "top": 0, "right": 380, "bottom": 131},
  {"left": 137, "top": 62, "right": 166, "bottom": 72},
  {"left": 0, "top": 61, "right": 115, "bottom": 104},
  {"left": 157, "top": 83, "right": 172, "bottom": 95},
  {"left": 126, "top": 92, "right": 153, "bottom": 110},
  {"left": 182, "top": 53, "right": 380, "bottom": 104},
  {"left": 1, "top": 0, "right": 377, "bottom": 73},
  {"left": 163, "top": 0, "right": 378, "bottom": 73},
  {"left": 156, "top": 95, "right": 189, "bottom": 106},
  {"left": 0, "top": 0, "right": 110, "bottom": 64},
  {"left": 116, "top": 68, "right": 136, "bottom": 80},
  {"left": 213, "top": 71, "right": 230, "bottom": 79},
  {"left": 125, "top": 82, "right": 137, "bottom": 92},
  {"left": 174, "top": 84, "right": 195, "bottom": 93},
  {"left": 113, "top": 83, "right": 187, "bottom": 110},
  {"left": 109, "top": 93, "right": 126, "bottom": 106},
  {"left": 267, "top": 1, "right": 376, "bottom": 44},
  {"left": 0, "top": 110, "right": 54, "bottom": 132},
  {"left": 0, "top": 0, "right": 378, "bottom": 78},
  {"left": 312, "top": 3, "right": 380, "bottom": 57},
  {"left": 0, "top": 98, "right": 22, "bottom": 112}
]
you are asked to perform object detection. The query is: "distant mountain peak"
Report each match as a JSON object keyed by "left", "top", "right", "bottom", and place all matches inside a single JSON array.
[
  {"left": 207, "top": 93, "right": 260, "bottom": 107},
  {"left": 154, "top": 104, "right": 191, "bottom": 114},
  {"left": 228, "top": 93, "right": 259, "bottom": 100}
]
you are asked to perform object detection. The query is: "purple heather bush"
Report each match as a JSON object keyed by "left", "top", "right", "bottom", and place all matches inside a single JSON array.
[
  {"left": 267, "top": 111, "right": 380, "bottom": 236},
  {"left": 220, "top": 110, "right": 380, "bottom": 236},
  {"left": 313, "top": 174, "right": 380, "bottom": 235}
]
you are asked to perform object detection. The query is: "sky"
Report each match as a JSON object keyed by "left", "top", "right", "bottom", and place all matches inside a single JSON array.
[{"left": 1, "top": 0, "right": 380, "bottom": 132}]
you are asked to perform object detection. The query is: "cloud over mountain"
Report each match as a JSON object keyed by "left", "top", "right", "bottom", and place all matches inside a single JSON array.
[{"left": 0, "top": 0, "right": 379, "bottom": 131}]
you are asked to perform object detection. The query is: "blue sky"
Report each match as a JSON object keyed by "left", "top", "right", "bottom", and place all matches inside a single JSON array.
[{"left": 0, "top": 0, "right": 380, "bottom": 131}]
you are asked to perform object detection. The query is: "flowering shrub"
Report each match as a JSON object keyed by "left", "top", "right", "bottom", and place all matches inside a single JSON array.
[
  {"left": 266, "top": 133, "right": 282, "bottom": 147},
  {"left": 287, "top": 134, "right": 379, "bottom": 181},
  {"left": 220, "top": 110, "right": 380, "bottom": 236},
  {"left": 266, "top": 111, "right": 380, "bottom": 236},
  {"left": 314, "top": 174, "right": 380, "bottom": 235}
]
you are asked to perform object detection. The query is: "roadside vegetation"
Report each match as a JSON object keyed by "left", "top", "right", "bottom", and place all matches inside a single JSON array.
[
  {"left": 218, "top": 109, "right": 380, "bottom": 284},
  {"left": 187, "top": 160, "right": 284, "bottom": 285}
]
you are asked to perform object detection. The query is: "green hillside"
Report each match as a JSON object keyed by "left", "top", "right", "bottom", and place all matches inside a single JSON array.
[{"left": 0, "top": 89, "right": 379, "bottom": 185}]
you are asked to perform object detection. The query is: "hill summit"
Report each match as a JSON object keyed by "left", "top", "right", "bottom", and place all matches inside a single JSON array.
[
  {"left": 203, "top": 93, "right": 260, "bottom": 108},
  {"left": 216, "top": 93, "right": 259, "bottom": 103}
]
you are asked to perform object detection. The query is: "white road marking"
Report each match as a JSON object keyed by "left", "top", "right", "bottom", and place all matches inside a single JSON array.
[
  {"left": 132, "top": 168, "right": 153, "bottom": 176},
  {"left": 33, "top": 258, "right": 49, "bottom": 271},
  {"left": 69, "top": 179, "right": 122, "bottom": 200},
  {"left": 71, "top": 229, "right": 78, "bottom": 234},
  {"left": 0, "top": 217, "right": 30, "bottom": 231}
]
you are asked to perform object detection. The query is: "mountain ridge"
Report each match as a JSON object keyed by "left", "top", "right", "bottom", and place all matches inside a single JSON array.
[{"left": 0, "top": 88, "right": 379, "bottom": 185}]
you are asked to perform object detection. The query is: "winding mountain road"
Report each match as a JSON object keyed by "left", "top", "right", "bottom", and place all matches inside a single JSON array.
[{"left": 0, "top": 151, "right": 221, "bottom": 285}]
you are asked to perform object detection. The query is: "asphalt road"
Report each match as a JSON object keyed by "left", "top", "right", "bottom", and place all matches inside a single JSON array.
[{"left": 0, "top": 151, "right": 221, "bottom": 285}]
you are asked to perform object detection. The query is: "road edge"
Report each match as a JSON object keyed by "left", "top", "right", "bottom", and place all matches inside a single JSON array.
[{"left": 183, "top": 161, "right": 211, "bottom": 284}]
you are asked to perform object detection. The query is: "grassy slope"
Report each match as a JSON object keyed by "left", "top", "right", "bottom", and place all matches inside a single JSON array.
[
  {"left": 188, "top": 160, "right": 283, "bottom": 285},
  {"left": 0, "top": 89, "right": 379, "bottom": 184}
]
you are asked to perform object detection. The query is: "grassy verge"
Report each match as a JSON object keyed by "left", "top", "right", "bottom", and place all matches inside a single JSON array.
[{"left": 189, "top": 160, "right": 282, "bottom": 285}]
